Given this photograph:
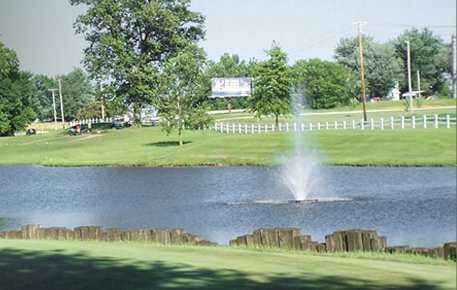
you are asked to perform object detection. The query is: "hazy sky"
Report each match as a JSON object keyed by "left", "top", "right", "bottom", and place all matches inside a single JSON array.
[{"left": 0, "top": 0, "right": 455, "bottom": 76}]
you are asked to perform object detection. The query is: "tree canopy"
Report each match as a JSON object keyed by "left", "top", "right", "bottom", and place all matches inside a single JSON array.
[
  {"left": 335, "top": 36, "right": 402, "bottom": 99},
  {"left": 249, "top": 45, "right": 290, "bottom": 126},
  {"left": 70, "top": 0, "right": 206, "bottom": 122},
  {"left": 292, "top": 59, "right": 356, "bottom": 109},
  {"left": 391, "top": 28, "right": 451, "bottom": 96},
  {"left": 0, "top": 42, "right": 36, "bottom": 136},
  {"left": 158, "top": 46, "right": 210, "bottom": 145}
]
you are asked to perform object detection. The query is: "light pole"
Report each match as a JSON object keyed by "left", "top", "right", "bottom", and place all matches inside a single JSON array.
[
  {"left": 58, "top": 79, "right": 65, "bottom": 127},
  {"left": 405, "top": 40, "right": 413, "bottom": 112},
  {"left": 354, "top": 21, "right": 368, "bottom": 122},
  {"left": 48, "top": 88, "right": 58, "bottom": 127}
]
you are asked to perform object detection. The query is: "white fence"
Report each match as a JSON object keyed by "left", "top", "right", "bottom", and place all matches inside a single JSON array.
[{"left": 211, "top": 114, "right": 456, "bottom": 134}]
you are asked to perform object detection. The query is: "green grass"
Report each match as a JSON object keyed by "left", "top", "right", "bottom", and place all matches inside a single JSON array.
[
  {"left": 0, "top": 127, "right": 455, "bottom": 166},
  {"left": 0, "top": 240, "right": 455, "bottom": 290}
]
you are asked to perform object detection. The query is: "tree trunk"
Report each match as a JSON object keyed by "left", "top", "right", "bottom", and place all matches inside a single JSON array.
[
  {"left": 178, "top": 125, "right": 183, "bottom": 146},
  {"left": 275, "top": 114, "right": 279, "bottom": 127}
]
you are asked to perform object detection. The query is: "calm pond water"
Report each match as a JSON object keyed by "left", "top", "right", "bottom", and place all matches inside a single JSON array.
[{"left": 0, "top": 166, "right": 455, "bottom": 247}]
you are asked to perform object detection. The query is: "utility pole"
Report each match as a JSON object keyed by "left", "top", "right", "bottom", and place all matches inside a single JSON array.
[
  {"left": 452, "top": 34, "right": 456, "bottom": 99},
  {"left": 417, "top": 70, "right": 421, "bottom": 98},
  {"left": 48, "top": 89, "right": 58, "bottom": 127},
  {"left": 405, "top": 40, "right": 413, "bottom": 111},
  {"left": 354, "top": 21, "right": 368, "bottom": 122},
  {"left": 100, "top": 83, "right": 105, "bottom": 120},
  {"left": 58, "top": 79, "right": 65, "bottom": 127}
]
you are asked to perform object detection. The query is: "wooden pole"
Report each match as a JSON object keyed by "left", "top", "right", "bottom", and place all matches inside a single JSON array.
[{"left": 355, "top": 21, "right": 368, "bottom": 122}]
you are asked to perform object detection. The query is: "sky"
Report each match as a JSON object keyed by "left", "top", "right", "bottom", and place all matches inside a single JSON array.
[{"left": 0, "top": 0, "right": 455, "bottom": 76}]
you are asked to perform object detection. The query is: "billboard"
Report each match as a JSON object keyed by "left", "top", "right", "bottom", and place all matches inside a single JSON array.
[{"left": 210, "top": 78, "right": 252, "bottom": 98}]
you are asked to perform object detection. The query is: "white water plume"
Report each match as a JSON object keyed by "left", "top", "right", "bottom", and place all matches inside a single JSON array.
[{"left": 280, "top": 90, "right": 321, "bottom": 201}]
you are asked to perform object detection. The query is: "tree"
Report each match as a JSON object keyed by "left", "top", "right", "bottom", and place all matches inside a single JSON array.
[
  {"left": 391, "top": 28, "right": 451, "bottom": 96},
  {"left": 31, "top": 69, "right": 94, "bottom": 121},
  {"left": 70, "top": 0, "right": 205, "bottom": 123},
  {"left": 57, "top": 68, "right": 95, "bottom": 120},
  {"left": 0, "top": 42, "right": 36, "bottom": 136},
  {"left": 292, "top": 59, "right": 356, "bottom": 109},
  {"left": 158, "top": 46, "right": 209, "bottom": 146},
  {"left": 335, "top": 36, "right": 402, "bottom": 98},
  {"left": 249, "top": 45, "right": 290, "bottom": 126}
]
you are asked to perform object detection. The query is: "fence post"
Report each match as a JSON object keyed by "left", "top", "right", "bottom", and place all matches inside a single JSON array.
[
  {"left": 251, "top": 124, "right": 254, "bottom": 134},
  {"left": 279, "top": 123, "right": 282, "bottom": 132},
  {"left": 370, "top": 118, "right": 374, "bottom": 130},
  {"left": 245, "top": 124, "right": 248, "bottom": 134},
  {"left": 265, "top": 124, "right": 268, "bottom": 133},
  {"left": 380, "top": 118, "right": 384, "bottom": 130},
  {"left": 257, "top": 123, "right": 261, "bottom": 134},
  {"left": 301, "top": 123, "right": 305, "bottom": 132},
  {"left": 232, "top": 123, "right": 236, "bottom": 134},
  {"left": 352, "top": 120, "right": 356, "bottom": 129},
  {"left": 361, "top": 119, "right": 365, "bottom": 130},
  {"left": 286, "top": 123, "right": 289, "bottom": 132},
  {"left": 446, "top": 115, "right": 450, "bottom": 128},
  {"left": 334, "top": 121, "right": 338, "bottom": 130},
  {"left": 343, "top": 120, "right": 347, "bottom": 129},
  {"left": 423, "top": 115, "right": 427, "bottom": 129},
  {"left": 401, "top": 116, "right": 405, "bottom": 129},
  {"left": 293, "top": 122, "right": 297, "bottom": 132},
  {"left": 390, "top": 116, "right": 394, "bottom": 129},
  {"left": 412, "top": 116, "right": 416, "bottom": 129},
  {"left": 272, "top": 124, "right": 275, "bottom": 132},
  {"left": 238, "top": 123, "right": 241, "bottom": 134},
  {"left": 318, "top": 122, "right": 321, "bottom": 130},
  {"left": 326, "top": 122, "right": 329, "bottom": 130},
  {"left": 434, "top": 114, "right": 439, "bottom": 129},
  {"left": 310, "top": 123, "right": 313, "bottom": 131}
]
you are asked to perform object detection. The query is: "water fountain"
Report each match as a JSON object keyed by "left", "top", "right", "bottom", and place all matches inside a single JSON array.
[{"left": 279, "top": 91, "right": 321, "bottom": 203}]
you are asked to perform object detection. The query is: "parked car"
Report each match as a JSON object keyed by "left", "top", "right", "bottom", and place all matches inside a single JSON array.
[{"left": 112, "top": 117, "right": 132, "bottom": 129}]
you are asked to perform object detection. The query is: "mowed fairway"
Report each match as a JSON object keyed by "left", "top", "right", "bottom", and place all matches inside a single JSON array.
[
  {"left": 0, "top": 127, "right": 455, "bottom": 166},
  {"left": 0, "top": 240, "right": 455, "bottom": 290}
]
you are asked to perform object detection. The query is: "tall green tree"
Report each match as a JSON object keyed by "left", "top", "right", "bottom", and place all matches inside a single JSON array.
[
  {"left": 57, "top": 68, "right": 95, "bottom": 120},
  {"left": 249, "top": 45, "right": 290, "bottom": 126},
  {"left": 70, "top": 0, "right": 205, "bottom": 123},
  {"left": 391, "top": 28, "right": 451, "bottom": 96},
  {"left": 158, "top": 46, "right": 210, "bottom": 146},
  {"left": 0, "top": 42, "right": 36, "bottom": 136},
  {"left": 31, "top": 69, "right": 94, "bottom": 121},
  {"left": 335, "top": 36, "right": 402, "bottom": 98},
  {"left": 292, "top": 59, "right": 356, "bottom": 109}
]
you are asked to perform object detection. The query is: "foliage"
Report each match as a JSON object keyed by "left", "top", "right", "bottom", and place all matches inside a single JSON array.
[
  {"left": 157, "top": 46, "right": 211, "bottom": 145},
  {"left": 249, "top": 45, "right": 290, "bottom": 125},
  {"left": 335, "top": 36, "right": 403, "bottom": 99},
  {"left": 391, "top": 28, "right": 451, "bottom": 96},
  {"left": 31, "top": 69, "right": 95, "bottom": 121},
  {"left": 0, "top": 42, "right": 37, "bottom": 136},
  {"left": 291, "top": 59, "right": 356, "bottom": 109},
  {"left": 57, "top": 69, "right": 95, "bottom": 120},
  {"left": 70, "top": 0, "right": 206, "bottom": 123}
]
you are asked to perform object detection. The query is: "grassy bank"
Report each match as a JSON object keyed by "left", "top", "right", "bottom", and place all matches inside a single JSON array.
[
  {"left": 0, "top": 127, "right": 455, "bottom": 167},
  {"left": 0, "top": 240, "right": 455, "bottom": 290}
]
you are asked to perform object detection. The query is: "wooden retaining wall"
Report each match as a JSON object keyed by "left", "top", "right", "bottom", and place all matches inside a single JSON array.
[
  {"left": 229, "top": 228, "right": 456, "bottom": 261},
  {"left": 1, "top": 225, "right": 455, "bottom": 261},
  {"left": 0, "top": 225, "right": 215, "bottom": 246}
]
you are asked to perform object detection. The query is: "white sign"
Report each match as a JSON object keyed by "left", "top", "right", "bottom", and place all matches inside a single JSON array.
[{"left": 210, "top": 78, "right": 251, "bottom": 98}]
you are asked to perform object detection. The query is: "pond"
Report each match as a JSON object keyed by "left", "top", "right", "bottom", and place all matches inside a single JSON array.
[{"left": 0, "top": 166, "right": 455, "bottom": 247}]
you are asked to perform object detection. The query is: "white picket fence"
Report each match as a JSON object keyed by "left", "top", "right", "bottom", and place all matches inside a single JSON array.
[
  {"left": 211, "top": 114, "right": 456, "bottom": 134},
  {"left": 68, "top": 117, "right": 116, "bottom": 127}
]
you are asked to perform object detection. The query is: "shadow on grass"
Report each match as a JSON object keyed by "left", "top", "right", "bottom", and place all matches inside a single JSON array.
[
  {"left": 146, "top": 141, "right": 192, "bottom": 147},
  {"left": 0, "top": 248, "right": 446, "bottom": 290}
]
